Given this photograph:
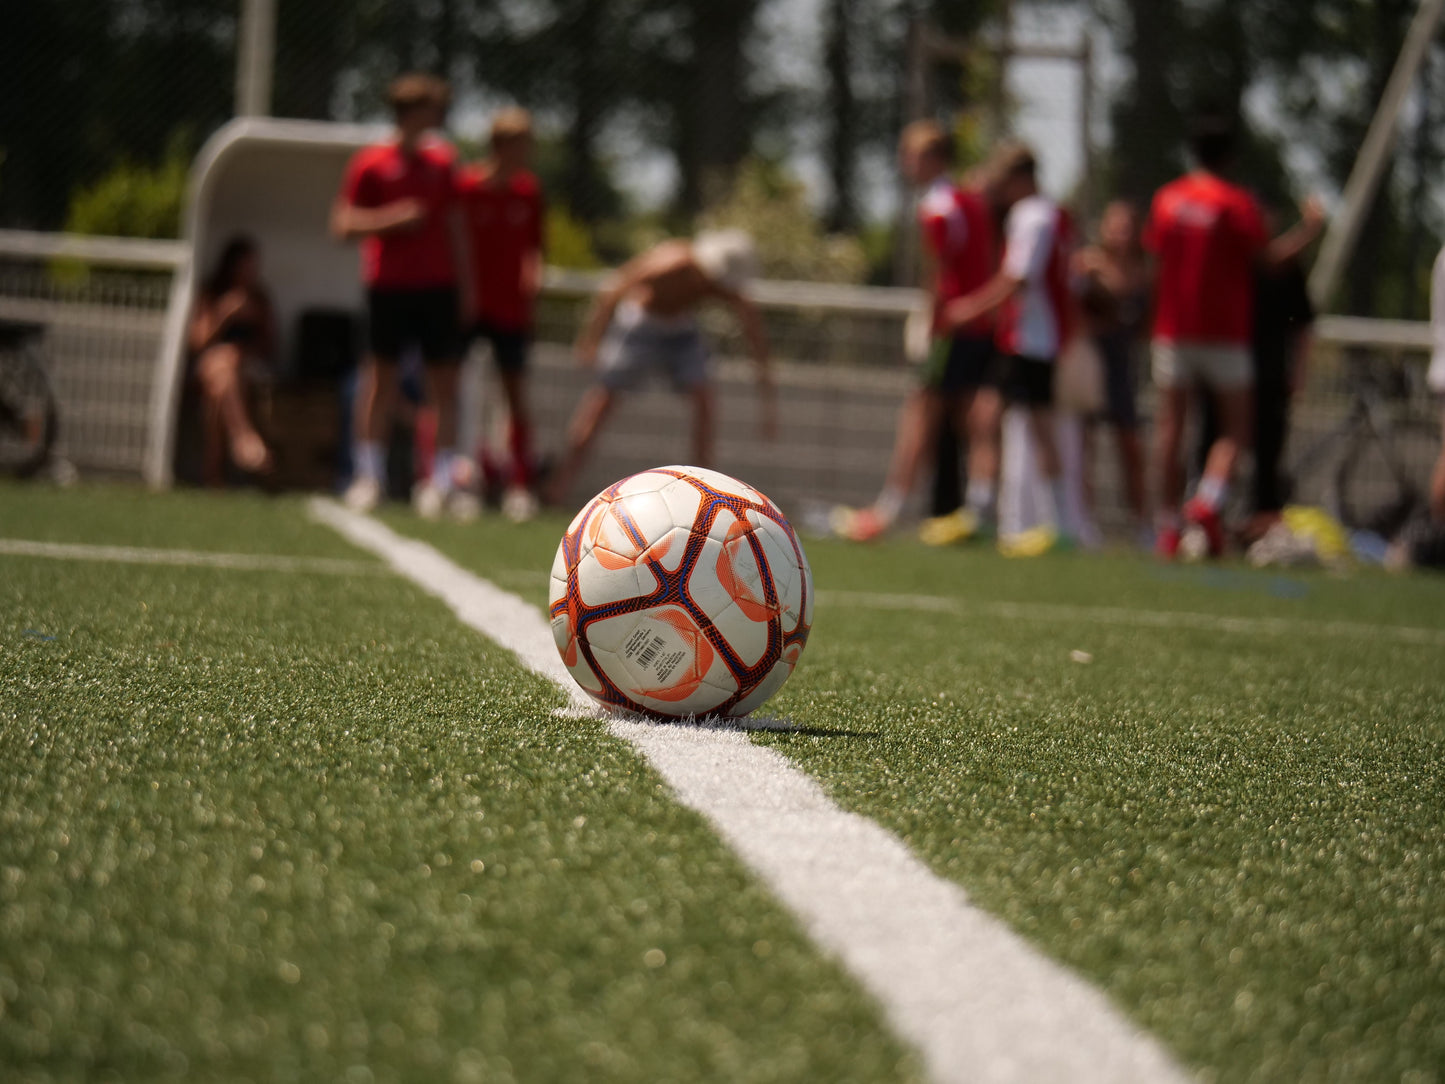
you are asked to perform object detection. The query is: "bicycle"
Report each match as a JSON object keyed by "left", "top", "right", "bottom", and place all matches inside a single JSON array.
[
  {"left": 0, "top": 318, "right": 59, "bottom": 479},
  {"left": 1288, "top": 349, "right": 1440, "bottom": 536}
]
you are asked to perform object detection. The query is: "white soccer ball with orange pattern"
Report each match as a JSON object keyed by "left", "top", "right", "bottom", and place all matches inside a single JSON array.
[{"left": 549, "top": 465, "right": 813, "bottom": 718}]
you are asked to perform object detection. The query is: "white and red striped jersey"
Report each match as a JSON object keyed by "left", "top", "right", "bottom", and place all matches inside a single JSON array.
[{"left": 997, "top": 194, "right": 1075, "bottom": 359}]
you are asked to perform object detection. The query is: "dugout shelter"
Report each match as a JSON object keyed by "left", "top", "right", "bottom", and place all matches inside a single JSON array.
[{"left": 145, "top": 117, "right": 381, "bottom": 488}]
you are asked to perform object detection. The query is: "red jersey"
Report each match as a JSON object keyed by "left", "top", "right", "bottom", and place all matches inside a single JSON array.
[
  {"left": 1144, "top": 172, "right": 1267, "bottom": 345},
  {"left": 457, "top": 166, "right": 545, "bottom": 330},
  {"left": 996, "top": 195, "right": 1074, "bottom": 359},
  {"left": 918, "top": 179, "right": 997, "bottom": 335},
  {"left": 340, "top": 137, "right": 458, "bottom": 290}
]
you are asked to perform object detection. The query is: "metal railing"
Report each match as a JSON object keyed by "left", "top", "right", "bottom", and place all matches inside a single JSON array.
[{"left": 0, "top": 229, "right": 1437, "bottom": 530}]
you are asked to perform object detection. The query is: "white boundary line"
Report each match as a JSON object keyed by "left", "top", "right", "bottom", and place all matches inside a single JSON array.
[
  {"left": 0, "top": 538, "right": 376, "bottom": 576},
  {"left": 820, "top": 590, "right": 1445, "bottom": 648},
  {"left": 467, "top": 570, "right": 1445, "bottom": 649},
  {"left": 308, "top": 497, "right": 1187, "bottom": 1084}
]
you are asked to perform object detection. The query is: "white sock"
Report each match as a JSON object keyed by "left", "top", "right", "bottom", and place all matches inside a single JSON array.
[
  {"left": 873, "top": 485, "right": 905, "bottom": 522},
  {"left": 966, "top": 479, "right": 995, "bottom": 517},
  {"left": 354, "top": 441, "right": 385, "bottom": 483},
  {"left": 431, "top": 448, "right": 456, "bottom": 494},
  {"left": 1196, "top": 475, "right": 1227, "bottom": 510}
]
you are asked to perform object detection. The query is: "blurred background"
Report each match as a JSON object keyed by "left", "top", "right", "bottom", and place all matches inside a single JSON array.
[{"left": 1, "top": 0, "right": 1441, "bottom": 529}]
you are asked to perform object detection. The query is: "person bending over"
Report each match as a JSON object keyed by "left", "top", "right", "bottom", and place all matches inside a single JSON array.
[
  {"left": 187, "top": 235, "right": 275, "bottom": 484},
  {"left": 546, "top": 230, "right": 773, "bottom": 506}
]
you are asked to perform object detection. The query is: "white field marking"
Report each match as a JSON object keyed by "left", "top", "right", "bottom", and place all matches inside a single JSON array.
[
  {"left": 819, "top": 589, "right": 1445, "bottom": 648},
  {"left": 0, "top": 537, "right": 377, "bottom": 576},
  {"left": 437, "top": 570, "right": 1445, "bottom": 650},
  {"left": 309, "top": 497, "right": 1188, "bottom": 1084}
]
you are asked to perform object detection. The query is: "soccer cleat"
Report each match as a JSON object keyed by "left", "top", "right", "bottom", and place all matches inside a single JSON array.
[
  {"left": 501, "top": 486, "right": 539, "bottom": 523},
  {"left": 343, "top": 475, "right": 382, "bottom": 514},
  {"left": 1183, "top": 497, "right": 1226, "bottom": 558},
  {"left": 448, "top": 490, "right": 482, "bottom": 524},
  {"left": 413, "top": 481, "right": 446, "bottom": 521},
  {"left": 831, "top": 505, "right": 890, "bottom": 543},
  {"left": 1155, "top": 525, "right": 1181, "bottom": 560},
  {"left": 918, "top": 508, "right": 980, "bottom": 547},
  {"left": 997, "top": 525, "right": 1058, "bottom": 558}
]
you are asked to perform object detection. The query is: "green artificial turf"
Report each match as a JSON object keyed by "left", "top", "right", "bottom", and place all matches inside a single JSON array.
[
  {"left": 398, "top": 507, "right": 1445, "bottom": 1083},
  {"left": 0, "top": 486, "right": 918, "bottom": 1083},
  {"left": 0, "top": 484, "right": 360, "bottom": 559}
]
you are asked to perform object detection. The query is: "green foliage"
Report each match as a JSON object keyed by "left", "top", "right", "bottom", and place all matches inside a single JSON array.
[
  {"left": 63, "top": 136, "right": 190, "bottom": 240},
  {"left": 545, "top": 203, "right": 601, "bottom": 269},
  {"left": 699, "top": 158, "right": 866, "bottom": 284},
  {"left": 857, "top": 220, "right": 900, "bottom": 287}
]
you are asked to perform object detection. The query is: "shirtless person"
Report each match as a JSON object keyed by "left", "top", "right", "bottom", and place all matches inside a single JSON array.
[{"left": 546, "top": 230, "right": 773, "bottom": 505}]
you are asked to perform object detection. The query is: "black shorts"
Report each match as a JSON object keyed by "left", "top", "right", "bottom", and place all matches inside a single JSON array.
[
  {"left": 366, "top": 287, "right": 461, "bottom": 365},
  {"left": 469, "top": 321, "right": 531, "bottom": 375},
  {"left": 921, "top": 334, "right": 996, "bottom": 394},
  {"left": 995, "top": 354, "right": 1054, "bottom": 406}
]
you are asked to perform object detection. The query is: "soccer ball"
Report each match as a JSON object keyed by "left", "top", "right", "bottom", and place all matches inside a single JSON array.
[{"left": 550, "top": 465, "right": 813, "bottom": 719}]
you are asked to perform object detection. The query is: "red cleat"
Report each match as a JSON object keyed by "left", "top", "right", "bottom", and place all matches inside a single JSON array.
[
  {"left": 1155, "top": 525, "right": 1181, "bottom": 560},
  {"left": 1182, "top": 497, "right": 1225, "bottom": 557}
]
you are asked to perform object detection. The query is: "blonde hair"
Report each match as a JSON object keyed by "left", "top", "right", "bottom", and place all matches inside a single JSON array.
[
  {"left": 490, "top": 107, "right": 533, "bottom": 146},
  {"left": 899, "top": 120, "right": 953, "bottom": 164},
  {"left": 693, "top": 230, "right": 758, "bottom": 290}
]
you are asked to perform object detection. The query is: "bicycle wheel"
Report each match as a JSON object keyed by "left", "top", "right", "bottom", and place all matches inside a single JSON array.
[
  {"left": 0, "top": 342, "right": 58, "bottom": 479},
  {"left": 1336, "top": 418, "right": 1441, "bottom": 535}
]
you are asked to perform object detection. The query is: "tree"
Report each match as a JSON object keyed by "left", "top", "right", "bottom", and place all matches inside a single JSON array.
[
  {"left": 1245, "top": 0, "right": 1438, "bottom": 315},
  {"left": 1098, "top": 0, "right": 1185, "bottom": 203},
  {"left": 637, "top": 0, "right": 765, "bottom": 217},
  {"left": 0, "top": 0, "right": 232, "bottom": 230}
]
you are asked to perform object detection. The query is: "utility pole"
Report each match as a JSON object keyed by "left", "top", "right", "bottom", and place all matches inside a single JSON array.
[{"left": 235, "top": 0, "right": 277, "bottom": 117}]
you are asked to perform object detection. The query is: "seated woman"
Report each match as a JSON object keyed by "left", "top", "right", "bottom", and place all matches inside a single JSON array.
[{"left": 187, "top": 236, "right": 275, "bottom": 483}]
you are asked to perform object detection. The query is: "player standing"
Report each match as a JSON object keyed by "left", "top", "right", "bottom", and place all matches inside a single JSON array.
[
  {"left": 1144, "top": 113, "right": 1322, "bottom": 557},
  {"left": 331, "top": 74, "right": 474, "bottom": 519},
  {"left": 1073, "top": 200, "right": 1151, "bottom": 544},
  {"left": 942, "top": 142, "right": 1076, "bottom": 546},
  {"left": 544, "top": 231, "right": 773, "bottom": 506},
  {"left": 835, "top": 121, "right": 1001, "bottom": 543},
  {"left": 457, "top": 108, "right": 546, "bottom": 521}
]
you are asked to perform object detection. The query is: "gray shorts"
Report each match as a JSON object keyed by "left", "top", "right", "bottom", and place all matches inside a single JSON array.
[
  {"left": 598, "top": 305, "right": 710, "bottom": 393},
  {"left": 1151, "top": 339, "right": 1252, "bottom": 391}
]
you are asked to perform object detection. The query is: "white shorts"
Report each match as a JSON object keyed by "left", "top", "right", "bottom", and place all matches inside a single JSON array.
[{"left": 1151, "top": 340, "right": 1252, "bottom": 391}]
